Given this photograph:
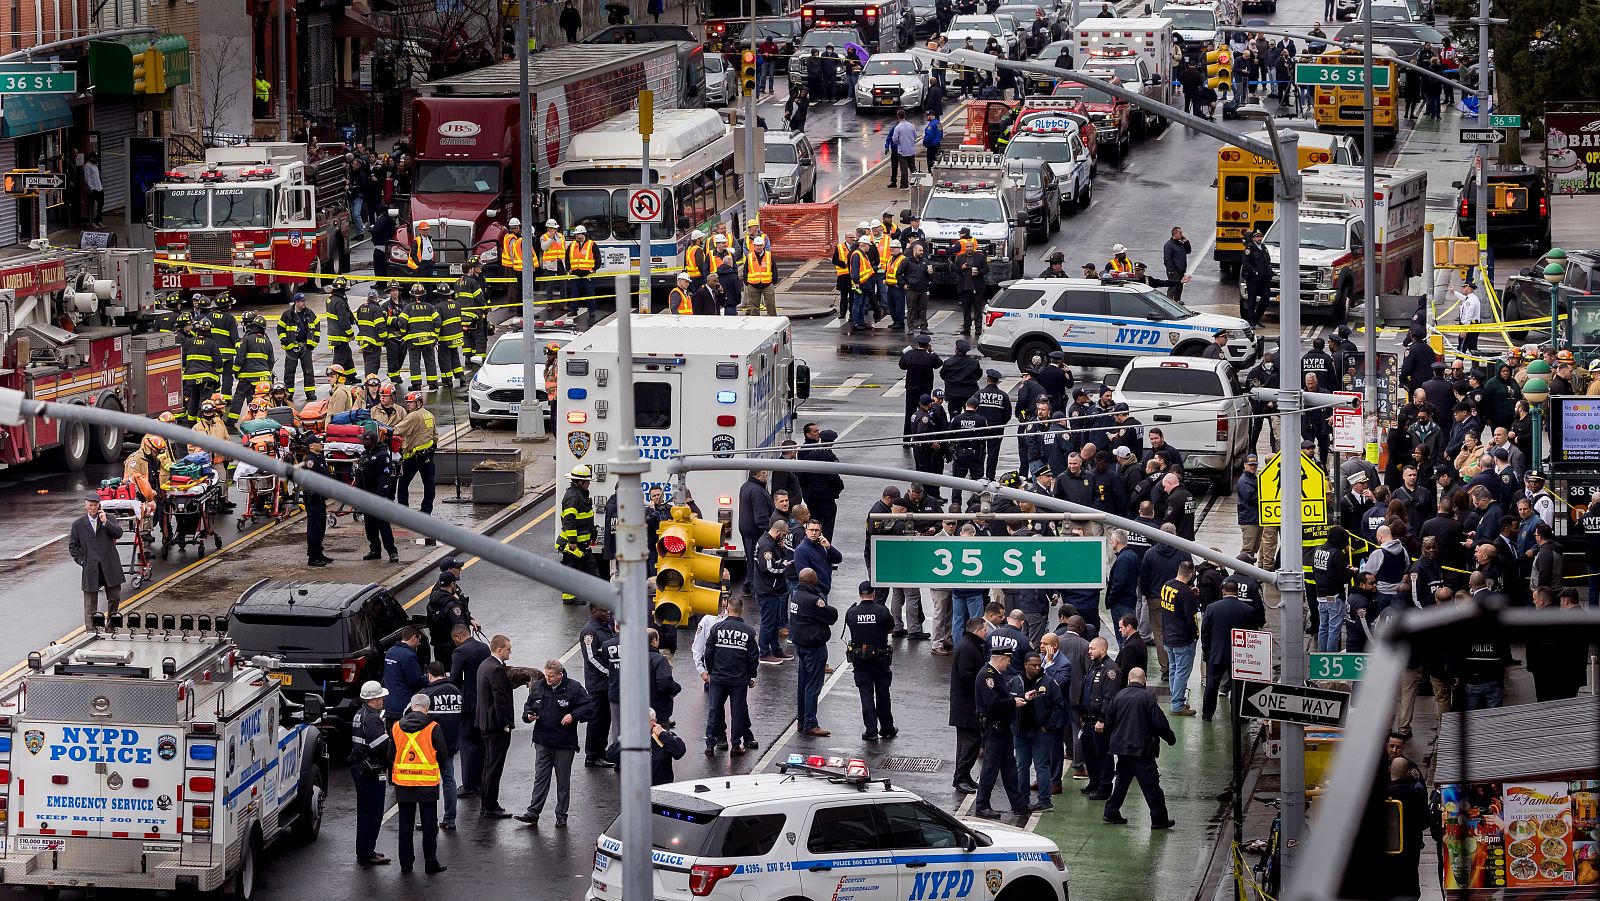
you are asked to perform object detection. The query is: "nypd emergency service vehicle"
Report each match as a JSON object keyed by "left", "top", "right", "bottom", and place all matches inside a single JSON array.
[
  {"left": 0, "top": 620, "right": 327, "bottom": 899},
  {"left": 556, "top": 316, "right": 808, "bottom": 550},
  {"left": 979, "top": 276, "right": 1258, "bottom": 372},
  {"left": 587, "top": 757, "right": 1069, "bottom": 901}
]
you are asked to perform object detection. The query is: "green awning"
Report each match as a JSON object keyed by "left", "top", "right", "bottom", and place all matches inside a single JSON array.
[
  {"left": 0, "top": 93, "right": 73, "bottom": 138},
  {"left": 89, "top": 34, "right": 191, "bottom": 95}
]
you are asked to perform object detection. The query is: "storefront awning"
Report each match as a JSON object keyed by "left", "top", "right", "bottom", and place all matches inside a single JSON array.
[
  {"left": 88, "top": 33, "right": 192, "bottom": 95},
  {"left": 0, "top": 93, "right": 74, "bottom": 138}
]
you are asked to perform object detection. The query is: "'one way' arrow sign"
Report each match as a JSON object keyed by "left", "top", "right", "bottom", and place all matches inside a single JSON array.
[
  {"left": 1239, "top": 681, "right": 1350, "bottom": 727},
  {"left": 1460, "top": 129, "right": 1507, "bottom": 145}
]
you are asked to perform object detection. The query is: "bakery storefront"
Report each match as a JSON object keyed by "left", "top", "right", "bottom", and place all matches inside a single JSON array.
[{"left": 1545, "top": 107, "right": 1600, "bottom": 197}]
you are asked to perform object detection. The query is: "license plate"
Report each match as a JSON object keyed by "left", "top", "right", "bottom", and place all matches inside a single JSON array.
[
  {"left": 595, "top": 851, "right": 610, "bottom": 872},
  {"left": 877, "top": 97, "right": 896, "bottom": 105},
  {"left": 269, "top": 672, "right": 293, "bottom": 686},
  {"left": 509, "top": 403, "right": 521, "bottom": 414},
  {"left": 449, "top": 263, "right": 464, "bottom": 275}
]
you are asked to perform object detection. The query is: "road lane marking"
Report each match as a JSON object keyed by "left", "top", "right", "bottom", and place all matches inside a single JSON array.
[
  {"left": 885, "top": 377, "right": 908, "bottom": 397},
  {"left": 828, "top": 373, "right": 872, "bottom": 397},
  {"left": 929, "top": 310, "right": 953, "bottom": 328},
  {"left": 7, "top": 533, "right": 67, "bottom": 559},
  {"left": 833, "top": 415, "right": 871, "bottom": 440},
  {"left": 402, "top": 504, "right": 558, "bottom": 610}
]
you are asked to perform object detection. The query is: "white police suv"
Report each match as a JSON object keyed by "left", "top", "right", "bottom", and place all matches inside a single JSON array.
[
  {"left": 587, "top": 757, "right": 1070, "bottom": 901},
  {"left": 979, "top": 276, "right": 1258, "bottom": 373}
]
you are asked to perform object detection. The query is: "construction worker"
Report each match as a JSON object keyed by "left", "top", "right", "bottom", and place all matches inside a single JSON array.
[
  {"left": 326, "top": 365, "right": 359, "bottom": 415},
  {"left": 1106, "top": 243, "right": 1136, "bottom": 273},
  {"left": 231, "top": 312, "right": 275, "bottom": 422},
  {"left": 882, "top": 238, "right": 908, "bottom": 331},
  {"left": 323, "top": 276, "right": 357, "bottom": 374},
  {"left": 566, "top": 225, "right": 598, "bottom": 318},
  {"left": 355, "top": 289, "right": 388, "bottom": 379},
  {"left": 742, "top": 235, "right": 777, "bottom": 316},
  {"left": 395, "top": 391, "right": 438, "bottom": 535},
  {"left": 742, "top": 217, "right": 766, "bottom": 259},
  {"left": 848, "top": 235, "right": 876, "bottom": 333},
  {"left": 538, "top": 219, "right": 565, "bottom": 303},
  {"left": 178, "top": 316, "right": 220, "bottom": 424},
  {"left": 455, "top": 258, "right": 491, "bottom": 365},
  {"left": 832, "top": 231, "right": 854, "bottom": 320},
  {"left": 435, "top": 284, "right": 466, "bottom": 389},
  {"left": 402, "top": 283, "right": 442, "bottom": 392},
  {"left": 201, "top": 295, "right": 240, "bottom": 419},
  {"left": 544, "top": 342, "right": 560, "bottom": 405},
  {"left": 276, "top": 292, "right": 320, "bottom": 402},
  {"left": 956, "top": 226, "right": 979, "bottom": 257},
  {"left": 409, "top": 220, "right": 437, "bottom": 279},
  {"left": 558, "top": 465, "right": 601, "bottom": 605},
  {"left": 383, "top": 281, "right": 408, "bottom": 385},
  {"left": 501, "top": 218, "right": 525, "bottom": 291},
  {"left": 668, "top": 272, "right": 695, "bottom": 314},
  {"left": 684, "top": 228, "right": 710, "bottom": 292}
]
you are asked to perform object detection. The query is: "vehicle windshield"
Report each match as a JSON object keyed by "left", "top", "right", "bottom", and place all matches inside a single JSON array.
[
  {"left": 210, "top": 187, "right": 274, "bottom": 228},
  {"left": 923, "top": 193, "right": 1004, "bottom": 222},
  {"left": 1005, "top": 137, "right": 1076, "bottom": 164},
  {"left": 763, "top": 141, "right": 799, "bottom": 164},
  {"left": 1165, "top": 7, "right": 1217, "bottom": 28},
  {"left": 704, "top": 54, "right": 726, "bottom": 72},
  {"left": 1096, "top": 61, "right": 1143, "bottom": 85},
  {"left": 487, "top": 337, "right": 527, "bottom": 365},
  {"left": 1056, "top": 82, "right": 1115, "bottom": 104},
  {"left": 802, "top": 29, "right": 858, "bottom": 48},
  {"left": 155, "top": 188, "right": 210, "bottom": 229},
  {"left": 863, "top": 58, "right": 917, "bottom": 76},
  {"left": 952, "top": 17, "right": 1003, "bottom": 36},
  {"left": 1022, "top": 168, "right": 1043, "bottom": 190},
  {"left": 1265, "top": 217, "right": 1349, "bottom": 251},
  {"left": 1366, "top": 3, "right": 1412, "bottom": 20},
  {"left": 550, "top": 188, "right": 613, "bottom": 241},
  {"left": 750, "top": 19, "right": 799, "bottom": 39},
  {"left": 1135, "top": 284, "right": 1196, "bottom": 319},
  {"left": 1038, "top": 43, "right": 1070, "bottom": 65},
  {"left": 414, "top": 161, "right": 502, "bottom": 195}
]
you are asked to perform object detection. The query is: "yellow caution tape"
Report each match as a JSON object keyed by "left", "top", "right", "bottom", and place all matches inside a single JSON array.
[{"left": 154, "top": 255, "right": 688, "bottom": 285}]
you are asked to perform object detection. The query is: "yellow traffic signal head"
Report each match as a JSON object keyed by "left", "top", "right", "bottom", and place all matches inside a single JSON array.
[
  {"left": 133, "top": 46, "right": 165, "bottom": 94},
  {"left": 1205, "top": 49, "right": 1232, "bottom": 91},
  {"left": 740, "top": 49, "right": 758, "bottom": 96},
  {"left": 654, "top": 505, "right": 727, "bottom": 624}
]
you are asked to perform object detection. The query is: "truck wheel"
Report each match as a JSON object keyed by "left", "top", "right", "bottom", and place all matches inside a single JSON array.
[
  {"left": 90, "top": 395, "right": 126, "bottom": 464},
  {"left": 1332, "top": 282, "right": 1354, "bottom": 322},
  {"left": 1016, "top": 338, "right": 1056, "bottom": 373},
  {"left": 290, "top": 759, "right": 326, "bottom": 844},
  {"left": 227, "top": 830, "right": 260, "bottom": 901},
  {"left": 57, "top": 418, "right": 91, "bottom": 472}
]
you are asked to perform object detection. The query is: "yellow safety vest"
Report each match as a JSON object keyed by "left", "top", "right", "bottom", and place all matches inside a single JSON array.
[
  {"left": 876, "top": 234, "right": 892, "bottom": 264},
  {"left": 541, "top": 231, "right": 566, "bottom": 265},
  {"left": 669, "top": 287, "right": 694, "bottom": 314},
  {"left": 884, "top": 253, "right": 905, "bottom": 287},
  {"left": 684, "top": 243, "right": 707, "bottom": 278},
  {"left": 833, "top": 241, "right": 852, "bottom": 276},
  {"left": 957, "top": 237, "right": 979, "bottom": 256},
  {"left": 502, "top": 232, "right": 524, "bottom": 272},
  {"left": 1106, "top": 256, "right": 1134, "bottom": 273},
  {"left": 390, "top": 721, "right": 441, "bottom": 787},
  {"left": 851, "top": 250, "right": 875, "bottom": 286},
  {"left": 744, "top": 233, "right": 764, "bottom": 259},
  {"left": 746, "top": 251, "right": 773, "bottom": 286},
  {"left": 568, "top": 239, "right": 595, "bottom": 272},
  {"left": 254, "top": 78, "right": 270, "bottom": 102},
  {"left": 408, "top": 235, "right": 433, "bottom": 270}
]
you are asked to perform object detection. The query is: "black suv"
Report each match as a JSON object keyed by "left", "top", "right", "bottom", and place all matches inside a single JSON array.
[
  {"left": 1455, "top": 163, "right": 1551, "bottom": 250},
  {"left": 227, "top": 580, "right": 430, "bottom": 745},
  {"left": 1503, "top": 249, "right": 1600, "bottom": 337}
]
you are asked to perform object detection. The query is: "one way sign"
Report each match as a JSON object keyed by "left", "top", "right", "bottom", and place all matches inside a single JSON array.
[{"left": 1239, "top": 681, "right": 1350, "bottom": 727}]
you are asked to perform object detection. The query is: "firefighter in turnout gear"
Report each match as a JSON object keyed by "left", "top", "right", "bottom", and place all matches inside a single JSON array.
[
  {"left": 323, "top": 276, "right": 358, "bottom": 374},
  {"left": 435, "top": 285, "right": 466, "bottom": 388},
  {"left": 277, "top": 292, "right": 321, "bottom": 401},
  {"left": 558, "top": 465, "right": 602, "bottom": 605},
  {"left": 455, "top": 258, "right": 491, "bottom": 364},
  {"left": 402, "top": 283, "right": 442, "bottom": 392},
  {"left": 179, "top": 316, "right": 221, "bottom": 424},
  {"left": 201, "top": 294, "right": 241, "bottom": 419},
  {"left": 395, "top": 392, "right": 438, "bottom": 529},
  {"left": 383, "top": 282, "right": 408, "bottom": 384},
  {"left": 231, "top": 313, "right": 276, "bottom": 423},
  {"left": 153, "top": 293, "right": 185, "bottom": 332},
  {"left": 355, "top": 289, "right": 388, "bottom": 379}
]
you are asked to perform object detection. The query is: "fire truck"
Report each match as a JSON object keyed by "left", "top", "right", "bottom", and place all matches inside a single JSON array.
[
  {"left": 147, "top": 143, "right": 353, "bottom": 301},
  {"left": 0, "top": 247, "right": 180, "bottom": 471},
  {"left": 0, "top": 621, "right": 328, "bottom": 899}
]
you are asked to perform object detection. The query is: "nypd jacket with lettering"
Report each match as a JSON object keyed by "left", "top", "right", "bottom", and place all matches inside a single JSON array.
[
  {"left": 522, "top": 674, "right": 595, "bottom": 751},
  {"left": 421, "top": 678, "right": 464, "bottom": 755},
  {"left": 705, "top": 615, "right": 760, "bottom": 685},
  {"left": 580, "top": 615, "right": 616, "bottom": 693}
]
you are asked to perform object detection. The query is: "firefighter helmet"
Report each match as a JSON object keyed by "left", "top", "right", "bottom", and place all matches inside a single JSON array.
[
  {"left": 409, "top": 283, "right": 427, "bottom": 296},
  {"left": 380, "top": 384, "right": 396, "bottom": 396},
  {"left": 435, "top": 284, "right": 454, "bottom": 298},
  {"left": 214, "top": 292, "right": 233, "bottom": 308},
  {"left": 569, "top": 464, "right": 594, "bottom": 480},
  {"left": 999, "top": 471, "right": 1022, "bottom": 488},
  {"left": 189, "top": 293, "right": 206, "bottom": 306},
  {"left": 387, "top": 280, "right": 402, "bottom": 292},
  {"left": 404, "top": 391, "right": 424, "bottom": 404},
  {"left": 331, "top": 276, "right": 350, "bottom": 291},
  {"left": 157, "top": 411, "right": 177, "bottom": 423}
]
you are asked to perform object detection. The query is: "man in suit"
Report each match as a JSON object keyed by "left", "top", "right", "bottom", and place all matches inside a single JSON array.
[
  {"left": 474, "top": 634, "right": 515, "bottom": 817},
  {"left": 69, "top": 495, "right": 124, "bottom": 629},
  {"left": 448, "top": 626, "right": 491, "bottom": 797}
]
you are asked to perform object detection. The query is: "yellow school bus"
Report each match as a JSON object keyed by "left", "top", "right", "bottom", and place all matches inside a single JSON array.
[
  {"left": 1310, "top": 47, "right": 1400, "bottom": 146},
  {"left": 1214, "top": 130, "right": 1359, "bottom": 274}
]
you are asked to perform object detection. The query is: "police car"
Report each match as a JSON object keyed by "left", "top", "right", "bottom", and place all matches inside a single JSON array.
[
  {"left": 587, "top": 757, "right": 1070, "bottom": 901},
  {"left": 467, "top": 321, "right": 581, "bottom": 428},
  {"left": 979, "top": 276, "right": 1257, "bottom": 372}
]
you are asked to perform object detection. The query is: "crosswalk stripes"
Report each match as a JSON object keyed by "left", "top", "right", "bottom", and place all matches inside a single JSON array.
[
  {"left": 885, "top": 377, "right": 907, "bottom": 397},
  {"left": 928, "top": 310, "right": 953, "bottom": 328},
  {"left": 828, "top": 373, "right": 873, "bottom": 398}
]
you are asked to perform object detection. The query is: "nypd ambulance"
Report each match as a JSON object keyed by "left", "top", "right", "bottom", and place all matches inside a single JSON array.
[
  {"left": 587, "top": 758, "right": 1069, "bottom": 901},
  {"left": 556, "top": 315, "right": 808, "bottom": 549},
  {"left": 0, "top": 621, "right": 327, "bottom": 899}
]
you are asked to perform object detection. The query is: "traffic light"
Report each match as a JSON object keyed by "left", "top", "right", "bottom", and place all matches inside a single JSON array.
[
  {"left": 1205, "top": 49, "right": 1232, "bottom": 93},
  {"left": 740, "top": 49, "right": 757, "bottom": 97},
  {"left": 2, "top": 172, "right": 20, "bottom": 196},
  {"left": 133, "top": 46, "right": 165, "bottom": 94},
  {"left": 654, "top": 504, "right": 727, "bottom": 625}
]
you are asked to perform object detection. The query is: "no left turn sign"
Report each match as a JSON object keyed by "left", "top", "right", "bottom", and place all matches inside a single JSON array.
[{"left": 627, "top": 186, "right": 664, "bottom": 224}]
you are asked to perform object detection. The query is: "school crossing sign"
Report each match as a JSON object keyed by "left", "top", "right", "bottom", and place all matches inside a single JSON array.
[{"left": 1258, "top": 452, "right": 1329, "bottom": 534}]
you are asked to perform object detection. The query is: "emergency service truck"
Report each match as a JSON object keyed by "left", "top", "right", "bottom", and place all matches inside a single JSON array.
[
  {"left": 0, "top": 623, "right": 327, "bottom": 899},
  {"left": 910, "top": 151, "right": 1030, "bottom": 288},
  {"left": 148, "top": 143, "right": 352, "bottom": 301},
  {"left": 1251, "top": 164, "right": 1426, "bottom": 321},
  {"left": 556, "top": 316, "right": 808, "bottom": 550},
  {"left": 1074, "top": 22, "right": 1175, "bottom": 136},
  {"left": 1, "top": 247, "right": 181, "bottom": 471}
]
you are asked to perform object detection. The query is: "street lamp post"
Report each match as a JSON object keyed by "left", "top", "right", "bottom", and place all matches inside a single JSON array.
[
  {"left": 1546, "top": 248, "right": 1568, "bottom": 348},
  {"left": 1524, "top": 376, "right": 1549, "bottom": 472}
]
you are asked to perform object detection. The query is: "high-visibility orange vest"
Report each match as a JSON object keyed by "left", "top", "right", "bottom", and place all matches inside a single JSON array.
[
  {"left": 685, "top": 243, "right": 707, "bottom": 278},
  {"left": 850, "top": 249, "right": 875, "bottom": 286},
  {"left": 833, "top": 241, "right": 852, "bottom": 276},
  {"left": 541, "top": 231, "right": 566, "bottom": 265},
  {"left": 957, "top": 237, "right": 979, "bottom": 256},
  {"left": 876, "top": 233, "right": 892, "bottom": 264},
  {"left": 884, "top": 253, "right": 905, "bottom": 287},
  {"left": 746, "top": 251, "right": 773, "bottom": 286},
  {"left": 501, "top": 232, "right": 524, "bottom": 272},
  {"left": 390, "top": 721, "right": 441, "bottom": 787},
  {"left": 410, "top": 235, "right": 433, "bottom": 270},
  {"left": 568, "top": 239, "right": 596, "bottom": 272},
  {"left": 1106, "top": 256, "right": 1134, "bottom": 273},
  {"left": 669, "top": 287, "right": 694, "bottom": 314}
]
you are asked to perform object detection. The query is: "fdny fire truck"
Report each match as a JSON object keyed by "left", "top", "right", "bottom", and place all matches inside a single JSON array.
[
  {"left": 147, "top": 144, "right": 352, "bottom": 301},
  {"left": 0, "top": 621, "right": 328, "bottom": 900}
]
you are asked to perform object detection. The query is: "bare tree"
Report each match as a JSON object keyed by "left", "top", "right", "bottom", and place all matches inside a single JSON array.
[
  {"left": 199, "top": 35, "right": 247, "bottom": 144},
  {"left": 392, "top": 0, "right": 504, "bottom": 84}
]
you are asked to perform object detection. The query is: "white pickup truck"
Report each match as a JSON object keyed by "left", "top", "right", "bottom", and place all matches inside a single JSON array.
[{"left": 1105, "top": 355, "right": 1252, "bottom": 487}]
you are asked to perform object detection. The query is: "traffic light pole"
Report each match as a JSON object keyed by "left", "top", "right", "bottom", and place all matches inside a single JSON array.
[
  {"left": 1361, "top": 0, "right": 1378, "bottom": 453},
  {"left": 743, "top": 0, "right": 759, "bottom": 229}
]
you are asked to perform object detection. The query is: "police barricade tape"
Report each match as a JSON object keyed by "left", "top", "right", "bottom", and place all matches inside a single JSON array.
[{"left": 153, "top": 255, "right": 688, "bottom": 285}]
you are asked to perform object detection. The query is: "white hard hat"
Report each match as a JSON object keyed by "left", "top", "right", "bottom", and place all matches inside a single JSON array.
[
  {"left": 858, "top": 220, "right": 873, "bottom": 230},
  {"left": 545, "top": 218, "right": 558, "bottom": 228},
  {"left": 507, "top": 217, "right": 522, "bottom": 228},
  {"left": 359, "top": 681, "right": 388, "bottom": 701},
  {"left": 858, "top": 235, "right": 873, "bottom": 245},
  {"left": 714, "top": 233, "right": 728, "bottom": 243},
  {"left": 889, "top": 239, "right": 901, "bottom": 248},
  {"left": 1112, "top": 243, "right": 1127, "bottom": 254},
  {"left": 677, "top": 272, "right": 691, "bottom": 282},
  {"left": 757, "top": 235, "right": 769, "bottom": 247},
  {"left": 574, "top": 225, "right": 587, "bottom": 235},
  {"left": 691, "top": 228, "right": 705, "bottom": 240}
]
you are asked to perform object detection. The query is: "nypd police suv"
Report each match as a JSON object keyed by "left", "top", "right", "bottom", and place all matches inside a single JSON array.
[{"left": 587, "top": 758, "right": 1069, "bottom": 901}]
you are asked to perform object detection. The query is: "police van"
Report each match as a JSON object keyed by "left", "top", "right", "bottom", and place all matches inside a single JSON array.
[
  {"left": 587, "top": 758, "right": 1069, "bottom": 901},
  {"left": 979, "top": 276, "right": 1258, "bottom": 373},
  {"left": 0, "top": 619, "right": 327, "bottom": 899},
  {"left": 556, "top": 316, "right": 809, "bottom": 549}
]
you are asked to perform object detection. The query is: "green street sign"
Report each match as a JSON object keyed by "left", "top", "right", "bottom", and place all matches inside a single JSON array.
[
  {"left": 1309, "top": 652, "right": 1368, "bottom": 681},
  {"left": 1489, "top": 114, "right": 1522, "bottom": 128},
  {"left": 869, "top": 536, "right": 1106, "bottom": 588},
  {"left": 1294, "top": 63, "right": 1391, "bottom": 90},
  {"left": 0, "top": 68, "right": 77, "bottom": 95}
]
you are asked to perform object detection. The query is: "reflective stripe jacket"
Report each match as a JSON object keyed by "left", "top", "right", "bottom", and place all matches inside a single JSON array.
[
  {"left": 346, "top": 705, "right": 389, "bottom": 773},
  {"left": 540, "top": 231, "right": 566, "bottom": 267},
  {"left": 745, "top": 250, "right": 774, "bottom": 286},
  {"left": 236, "top": 332, "right": 275, "bottom": 381},
  {"left": 395, "top": 407, "right": 436, "bottom": 457},
  {"left": 437, "top": 299, "right": 463, "bottom": 346},
  {"left": 180, "top": 334, "right": 220, "bottom": 381},
  {"left": 355, "top": 299, "right": 387, "bottom": 348},
  {"left": 849, "top": 249, "right": 875, "bottom": 289},
  {"left": 401, "top": 299, "right": 440, "bottom": 346},
  {"left": 684, "top": 243, "right": 708, "bottom": 278},
  {"left": 559, "top": 484, "right": 596, "bottom": 553},
  {"left": 454, "top": 275, "right": 487, "bottom": 322},
  {"left": 832, "top": 240, "right": 852, "bottom": 276},
  {"left": 502, "top": 232, "right": 524, "bottom": 272},
  {"left": 669, "top": 287, "right": 694, "bottom": 314},
  {"left": 390, "top": 720, "right": 442, "bottom": 787},
  {"left": 207, "top": 311, "right": 239, "bottom": 362},
  {"left": 884, "top": 253, "right": 906, "bottom": 287},
  {"left": 276, "top": 307, "right": 320, "bottom": 352},
  {"left": 322, "top": 295, "right": 356, "bottom": 346}
]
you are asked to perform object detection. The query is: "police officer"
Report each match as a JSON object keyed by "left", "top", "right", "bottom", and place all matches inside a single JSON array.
[
  {"left": 302, "top": 440, "right": 333, "bottom": 566},
  {"left": 178, "top": 315, "right": 220, "bottom": 424},
  {"left": 382, "top": 282, "right": 408, "bottom": 385},
  {"left": 231, "top": 312, "right": 275, "bottom": 423},
  {"left": 973, "top": 369, "right": 1013, "bottom": 480},
  {"left": 941, "top": 338, "right": 982, "bottom": 411},
  {"left": 898, "top": 334, "right": 942, "bottom": 441},
  {"left": 402, "top": 283, "right": 441, "bottom": 392},
  {"left": 558, "top": 465, "right": 601, "bottom": 605},
  {"left": 1039, "top": 251, "right": 1068, "bottom": 278},
  {"left": 948, "top": 398, "right": 989, "bottom": 509},
  {"left": 974, "top": 648, "right": 1030, "bottom": 820},
  {"left": 987, "top": 608, "right": 1034, "bottom": 667},
  {"left": 355, "top": 289, "right": 388, "bottom": 380},
  {"left": 910, "top": 394, "right": 945, "bottom": 484},
  {"left": 703, "top": 596, "right": 761, "bottom": 755},
  {"left": 455, "top": 258, "right": 491, "bottom": 365},
  {"left": 845, "top": 581, "right": 897, "bottom": 741},
  {"left": 277, "top": 292, "right": 320, "bottom": 402},
  {"left": 578, "top": 605, "right": 617, "bottom": 768},
  {"left": 435, "top": 284, "right": 466, "bottom": 388},
  {"left": 426, "top": 570, "right": 472, "bottom": 668},
  {"left": 349, "top": 681, "right": 392, "bottom": 866},
  {"left": 324, "top": 276, "right": 358, "bottom": 374},
  {"left": 1079, "top": 637, "right": 1122, "bottom": 799}
]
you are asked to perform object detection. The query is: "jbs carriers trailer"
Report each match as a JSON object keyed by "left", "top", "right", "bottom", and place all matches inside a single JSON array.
[{"left": 0, "top": 626, "right": 327, "bottom": 898}]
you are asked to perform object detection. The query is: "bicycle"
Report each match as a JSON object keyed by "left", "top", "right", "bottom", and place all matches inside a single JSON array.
[{"left": 1242, "top": 795, "right": 1282, "bottom": 899}]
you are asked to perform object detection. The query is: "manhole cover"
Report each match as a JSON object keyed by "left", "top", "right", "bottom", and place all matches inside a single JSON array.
[{"left": 876, "top": 756, "right": 945, "bottom": 773}]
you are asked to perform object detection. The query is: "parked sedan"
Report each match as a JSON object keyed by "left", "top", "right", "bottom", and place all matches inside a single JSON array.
[
  {"left": 853, "top": 53, "right": 930, "bottom": 112},
  {"left": 704, "top": 52, "right": 738, "bottom": 106}
]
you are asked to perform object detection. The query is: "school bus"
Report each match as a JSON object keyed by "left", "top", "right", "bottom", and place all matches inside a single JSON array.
[
  {"left": 1214, "top": 129, "right": 1359, "bottom": 274},
  {"left": 1310, "top": 47, "right": 1400, "bottom": 146}
]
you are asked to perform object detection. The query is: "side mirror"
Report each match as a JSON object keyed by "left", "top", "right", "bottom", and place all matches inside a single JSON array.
[
  {"left": 302, "top": 693, "right": 326, "bottom": 725},
  {"left": 794, "top": 360, "right": 812, "bottom": 400},
  {"left": 1451, "top": 180, "right": 1463, "bottom": 189},
  {"left": 962, "top": 830, "right": 978, "bottom": 852},
  {"left": 1520, "top": 266, "right": 1536, "bottom": 277}
]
